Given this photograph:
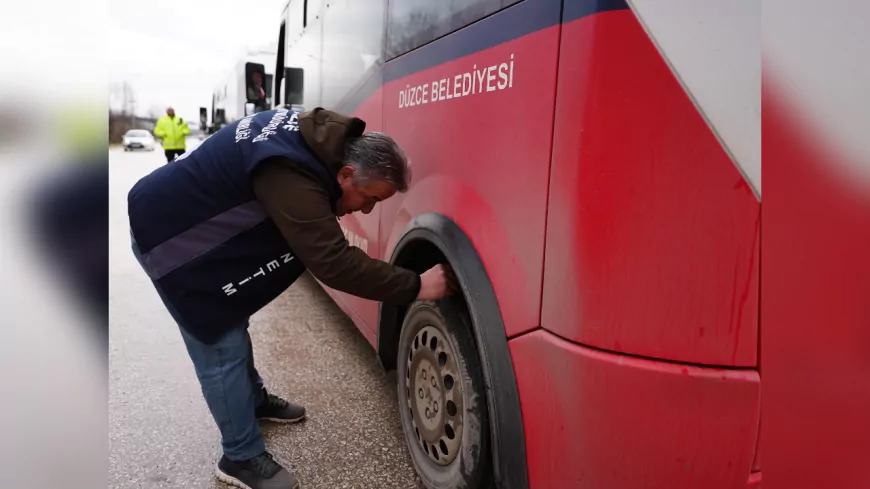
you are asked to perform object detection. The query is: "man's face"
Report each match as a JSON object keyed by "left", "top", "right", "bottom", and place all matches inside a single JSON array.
[
  {"left": 167, "top": 108, "right": 175, "bottom": 117},
  {"left": 252, "top": 72, "right": 262, "bottom": 86},
  {"left": 335, "top": 165, "right": 396, "bottom": 217}
]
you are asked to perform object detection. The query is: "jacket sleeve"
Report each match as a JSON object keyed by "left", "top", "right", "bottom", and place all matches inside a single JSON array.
[
  {"left": 153, "top": 119, "right": 166, "bottom": 138},
  {"left": 181, "top": 119, "right": 191, "bottom": 136},
  {"left": 251, "top": 157, "right": 422, "bottom": 304}
]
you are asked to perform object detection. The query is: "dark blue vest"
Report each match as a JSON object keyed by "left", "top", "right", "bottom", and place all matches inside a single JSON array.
[{"left": 128, "top": 108, "right": 343, "bottom": 344}]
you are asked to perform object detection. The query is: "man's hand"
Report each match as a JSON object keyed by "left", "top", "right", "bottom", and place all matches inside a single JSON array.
[{"left": 417, "top": 264, "right": 456, "bottom": 300}]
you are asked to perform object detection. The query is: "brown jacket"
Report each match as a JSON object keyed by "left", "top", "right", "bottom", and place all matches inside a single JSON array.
[{"left": 250, "top": 108, "right": 420, "bottom": 304}]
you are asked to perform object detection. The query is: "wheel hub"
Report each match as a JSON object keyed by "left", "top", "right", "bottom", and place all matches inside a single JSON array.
[
  {"left": 412, "top": 356, "right": 444, "bottom": 434},
  {"left": 406, "top": 325, "right": 463, "bottom": 465}
]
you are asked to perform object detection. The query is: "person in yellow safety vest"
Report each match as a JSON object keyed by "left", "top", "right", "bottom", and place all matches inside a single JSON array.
[{"left": 153, "top": 107, "right": 191, "bottom": 162}]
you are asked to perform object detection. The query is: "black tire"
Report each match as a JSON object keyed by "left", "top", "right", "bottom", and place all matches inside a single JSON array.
[{"left": 397, "top": 299, "right": 492, "bottom": 489}]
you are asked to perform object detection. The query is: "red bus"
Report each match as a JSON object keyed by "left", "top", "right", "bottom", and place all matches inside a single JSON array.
[{"left": 269, "top": 0, "right": 762, "bottom": 487}]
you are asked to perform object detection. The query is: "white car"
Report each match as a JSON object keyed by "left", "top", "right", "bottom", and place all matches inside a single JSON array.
[{"left": 122, "top": 129, "right": 156, "bottom": 151}]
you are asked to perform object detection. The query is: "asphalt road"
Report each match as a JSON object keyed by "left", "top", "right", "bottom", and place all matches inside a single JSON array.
[{"left": 109, "top": 139, "right": 421, "bottom": 489}]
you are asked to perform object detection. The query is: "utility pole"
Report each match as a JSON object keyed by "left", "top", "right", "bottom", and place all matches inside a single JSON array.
[
  {"left": 122, "top": 81, "right": 137, "bottom": 128},
  {"left": 116, "top": 81, "right": 136, "bottom": 127}
]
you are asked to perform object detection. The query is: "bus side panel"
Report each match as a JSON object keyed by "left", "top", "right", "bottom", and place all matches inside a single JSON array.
[
  {"left": 285, "top": 10, "right": 323, "bottom": 109},
  {"left": 380, "top": 0, "right": 562, "bottom": 338},
  {"left": 234, "top": 64, "right": 247, "bottom": 120},
  {"left": 317, "top": 83, "right": 385, "bottom": 346},
  {"left": 331, "top": 81, "right": 385, "bottom": 341},
  {"left": 317, "top": 0, "right": 388, "bottom": 336},
  {"left": 541, "top": 9, "right": 760, "bottom": 367},
  {"left": 510, "top": 329, "right": 760, "bottom": 489}
]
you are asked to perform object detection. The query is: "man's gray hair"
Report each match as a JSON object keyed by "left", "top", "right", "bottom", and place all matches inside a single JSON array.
[{"left": 343, "top": 132, "right": 411, "bottom": 192}]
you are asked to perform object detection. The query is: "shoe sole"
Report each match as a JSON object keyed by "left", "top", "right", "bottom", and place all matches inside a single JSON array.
[
  {"left": 258, "top": 413, "right": 306, "bottom": 424},
  {"left": 215, "top": 465, "right": 301, "bottom": 489}
]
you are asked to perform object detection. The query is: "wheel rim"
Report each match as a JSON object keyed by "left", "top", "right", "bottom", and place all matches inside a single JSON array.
[{"left": 405, "top": 324, "right": 463, "bottom": 466}]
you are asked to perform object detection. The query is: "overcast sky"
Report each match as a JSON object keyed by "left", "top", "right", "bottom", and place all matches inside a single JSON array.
[{"left": 107, "top": 0, "right": 288, "bottom": 122}]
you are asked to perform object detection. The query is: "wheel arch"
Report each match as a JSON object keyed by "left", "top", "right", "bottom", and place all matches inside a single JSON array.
[{"left": 378, "top": 212, "right": 530, "bottom": 489}]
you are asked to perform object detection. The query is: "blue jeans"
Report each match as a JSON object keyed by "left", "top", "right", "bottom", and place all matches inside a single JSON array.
[{"left": 131, "top": 233, "right": 266, "bottom": 461}]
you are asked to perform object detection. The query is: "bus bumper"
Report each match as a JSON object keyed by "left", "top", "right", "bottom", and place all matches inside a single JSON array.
[{"left": 509, "top": 329, "right": 760, "bottom": 489}]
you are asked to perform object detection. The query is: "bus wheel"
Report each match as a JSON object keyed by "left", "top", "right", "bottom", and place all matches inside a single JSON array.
[{"left": 397, "top": 299, "right": 492, "bottom": 489}]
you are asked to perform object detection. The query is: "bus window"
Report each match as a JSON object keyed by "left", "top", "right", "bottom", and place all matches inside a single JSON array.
[
  {"left": 321, "top": 0, "right": 384, "bottom": 108},
  {"left": 386, "top": 0, "right": 521, "bottom": 59}
]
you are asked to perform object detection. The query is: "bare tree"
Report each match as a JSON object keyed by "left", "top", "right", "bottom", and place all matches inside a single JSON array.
[{"left": 108, "top": 80, "right": 140, "bottom": 143}]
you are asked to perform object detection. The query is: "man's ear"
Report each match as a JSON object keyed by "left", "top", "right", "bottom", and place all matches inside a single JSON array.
[{"left": 337, "top": 165, "right": 355, "bottom": 184}]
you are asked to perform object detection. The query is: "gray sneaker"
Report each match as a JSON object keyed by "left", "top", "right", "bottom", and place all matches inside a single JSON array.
[
  {"left": 255, "top": 389, "right": 306, "bottom": 424},
  {"left": 216, "top": 451, "right": 300, "bottom": 489}
]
